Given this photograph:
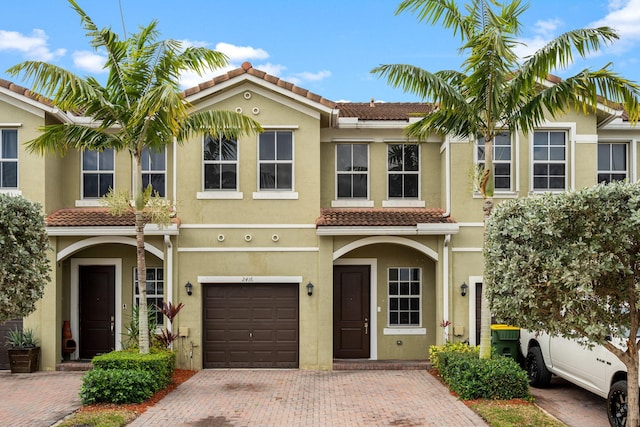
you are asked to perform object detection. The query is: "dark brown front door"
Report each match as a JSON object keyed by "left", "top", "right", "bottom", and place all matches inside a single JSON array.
[
  {"left": 203, "top": 283, "right": 299, "bottom": 368},
  {"left": 475, "top": 282, "right": 482, "bottom": 345},
  {"left": 79, "top": 265, "right": 115, "bottom": 359},
  {"left": 333, "top": 265, "right": 370, "bottom": 359}
]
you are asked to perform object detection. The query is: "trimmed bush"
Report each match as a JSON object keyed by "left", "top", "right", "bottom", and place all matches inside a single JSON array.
[
  {"left": 429, "top": 343, "right": 530, "bottom": 400},
  {"left": 80, "top": 349, "right": 175, "bottom": 404},
  {"left": 91, "top": 349, "right": 175, "bottom": 389},
  {"left": 80, "top": 368, "right": 157, "bottom": 404}
]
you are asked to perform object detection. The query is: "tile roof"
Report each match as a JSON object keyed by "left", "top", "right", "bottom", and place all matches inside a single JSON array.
[
  {"left": 182, "top": 62, "right": 336, "bottom": 109},
  {"left": 316, "top": 208, "right": 455, "bottom": 227},
  {"left": 0, "top": 78, "right": 53, "bottom": 107},
  {"left": 45, "top": 208, "right": 180, "bottom": 227},
  {"left": 336, "top": 101, "right": 436, "bottom": 121}
]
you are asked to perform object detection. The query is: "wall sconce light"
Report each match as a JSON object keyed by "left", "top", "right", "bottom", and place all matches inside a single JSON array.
[
  {"left": 460, "top": 282, "right": 468, "bottom": 297},
  {"left": 306, "top": 282, "right": 314, "bottom": 296},
  {"left": 185, "top": 281, "right": 193, "bottom": 296}
]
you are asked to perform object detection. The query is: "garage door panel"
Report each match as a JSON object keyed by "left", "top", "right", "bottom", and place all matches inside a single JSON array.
[{"left": 203, "top": 283, "right": 299, "bottom": 368}]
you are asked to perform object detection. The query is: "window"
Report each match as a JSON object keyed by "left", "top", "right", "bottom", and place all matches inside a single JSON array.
[
  {"left": 477, "top": 131, "right": 512, "bottom": 191},
  {"left": 598, "top": 143, "right": 627, "bottom": 183},
  {"left": 204, "top": 135, "right": 238, "bottom": 190},
  {"left": 533, "top": 131, "right": 566, "bottom": 191},
  {"left": 259, "top": 131, "right": 293, "bottom": 190},
  {"left": 141, "top": 147, "right": 166, "bottom": 197},
  {"left": 388, "top": 144, "right": 419, "bottom": 198},
  {"left": 0, "top": 130, "right": 18, "bottom": 188},
  {"left": 388, "top": 267, "right": 421, "bottom": 326},
  {"left": 134, "top": 267, "right": 164, "bottom": 326},
  {"left": 82, "top": 148, "right": 114, "bottom": 198},
  {"left": 336, "top": 144, "right": 368, "bottom": 198}
]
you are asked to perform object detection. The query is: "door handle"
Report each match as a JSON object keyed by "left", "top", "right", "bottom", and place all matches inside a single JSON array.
[
  {"left": 364, "top": 318, "right": 369, "bottom": 335},
  {"left": 110, "top": 316, "right": 115, "bottom": 333}
]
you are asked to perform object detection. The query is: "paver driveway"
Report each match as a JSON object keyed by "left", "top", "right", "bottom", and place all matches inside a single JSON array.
[
  {"left": 129, "top": 369, "right": 487, "bottom": 427},
  {"left": 0, "top": 371, "right": 84, "bottom": 427}
]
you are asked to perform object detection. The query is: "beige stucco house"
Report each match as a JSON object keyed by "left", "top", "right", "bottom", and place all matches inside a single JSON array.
[{"left": 0, "top": 62, "right": 636, "bottom": 371}]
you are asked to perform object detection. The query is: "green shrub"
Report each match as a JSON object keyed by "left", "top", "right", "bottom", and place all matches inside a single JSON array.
[
  {"left": 429, "top": 344, "right": 530, "bottom": 400},
  {"left": 80, "top": 369, "right": 157, "bottom": 404},
  {"left": 429, "top": 342, "right": 479, "bottom": 371},
  {"left": 91, "top": 349, "right": 175, "bottom": 389}
]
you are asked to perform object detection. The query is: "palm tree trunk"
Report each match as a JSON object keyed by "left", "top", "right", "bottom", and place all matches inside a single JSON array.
[
  {"left": 479, "top": 136, "right": 495, "bottom": 359},
  {"left": 136, "top": 210, "right": 150, "bottom": 354}
]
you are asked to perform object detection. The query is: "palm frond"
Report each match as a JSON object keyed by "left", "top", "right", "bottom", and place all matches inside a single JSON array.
[
  {"left": 397, "top": 0, "right": 472, "bottom": 40},
  {"left": 26, "top": 123, "right": 123, "bottom": 155},
  {"left": 178, "top": 110, "right": 263, "bottom": 142},
  {"left": 371, "top": 64, "right": 468, "bottom": 105},
  {"left": 519, "top": 27, "right": 619, "bottom": 84}
]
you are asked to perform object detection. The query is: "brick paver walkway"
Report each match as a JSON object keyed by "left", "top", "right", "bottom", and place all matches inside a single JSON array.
[
  {"left": 129, "top": 370, "right": 487, "bottom": 427},
  {"left": 0, "top": 371, "right": 84, "bottom": 427}
]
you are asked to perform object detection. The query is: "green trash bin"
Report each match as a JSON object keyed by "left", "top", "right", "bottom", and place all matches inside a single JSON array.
[{"left": 490, "top": 324, "right": 520, "bottom": 360}]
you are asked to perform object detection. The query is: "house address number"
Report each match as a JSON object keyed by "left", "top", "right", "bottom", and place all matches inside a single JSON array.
[{"left": 241, "top": 276, "right": 254, "bottom": 282}]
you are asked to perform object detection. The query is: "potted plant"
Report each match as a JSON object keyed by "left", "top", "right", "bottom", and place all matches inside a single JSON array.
[{"left": 5, "top": 328, "right": 40, "bottom": 373}]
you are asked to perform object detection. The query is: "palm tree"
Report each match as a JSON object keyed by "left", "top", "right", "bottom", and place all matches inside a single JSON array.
[
  {"left": 373, "top": 0, "right": 639, "bottom": 361},
  {"left": 7, "top": 0, "right": 262, "bottom": 354}
]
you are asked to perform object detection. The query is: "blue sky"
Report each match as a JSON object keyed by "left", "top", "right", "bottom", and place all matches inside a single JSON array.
[{"left": 1, "top": 0, "right": 639, "bottom": 103}]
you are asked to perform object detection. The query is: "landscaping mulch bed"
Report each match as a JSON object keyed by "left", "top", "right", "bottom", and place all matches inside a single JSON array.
[{"left": 78, "top": 369, "right": 196, "bottom": 415}]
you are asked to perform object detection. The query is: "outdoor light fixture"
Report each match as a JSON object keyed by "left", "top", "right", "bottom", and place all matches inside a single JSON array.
[
  {"left": 185, "top": 281, "right": 193, "bottom": 296},
  {"left": 460, "top": 282, "right": 468, "bottom": 297},
  {"left": 306, "top": 282, "right": 314, "bottom": 296}
]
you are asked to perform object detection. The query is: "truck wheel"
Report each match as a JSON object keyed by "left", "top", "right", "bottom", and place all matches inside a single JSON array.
[
  {"left": 526, "top": 346, "right": 551, "bottom": 387},
  {"left": 607, "top": 380, "right": 627, "bottom": 427}
]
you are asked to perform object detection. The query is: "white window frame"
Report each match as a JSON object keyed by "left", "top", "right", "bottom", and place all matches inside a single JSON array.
[
  {"left": 0, "top": 129, "right": 18, "bottom": 189},
  {"left": 333, "top": 143, "right": 371, "bottom": 207},
  {"left": 384, "top": 143, "right": 423, "bottom": 207},
  {"left": 597, "top": 142, "right": 628, "bottom": 184},
  {"left": 476, "top": 131, "right": 513, "bottom": 192},
  {"left": 253, "top": 130, "right": 298, "bottom": 200},
  {"left": 81, "top": 148, "right": 115, "bottom": 200},
  {"left": 531, "top": 130, "right": 568, "bottom": 192},
  {"left": 141, "top": 146, "right": 167, "bottom": 197},
  {"left": 387, "top": 267, "right": 422, "bottom": 327},
  {"left": 134, "top": 267, "right": 165, "bottom": 327},
  {"left": 201, "top": 134, "right": 240, "bottom": 194}
]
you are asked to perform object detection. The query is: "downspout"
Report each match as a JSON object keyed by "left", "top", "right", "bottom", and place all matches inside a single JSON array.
[
  {"left": 164, "top": 235, "right": 173, "bottom": 334},
  {"left": 440, "top": 136, "right": 451, "bottom": 217},
  {"left": 173, "top": 137, "right": 178, "bottom": 208},
  {"left": 443, "top": 234, "right": 451, "bottom": 343}
]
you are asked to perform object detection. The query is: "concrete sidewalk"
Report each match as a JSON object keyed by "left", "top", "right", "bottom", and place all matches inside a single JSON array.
[{"left": 129, "top": 370, "right": 487, "bottom": 427}]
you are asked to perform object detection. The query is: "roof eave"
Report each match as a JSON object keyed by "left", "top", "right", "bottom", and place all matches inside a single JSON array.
[
  {"left": 46, "top": 224, "right": 180, "bottom": 237},
  {"left": 316, "top": 223, "right": 459, "bottom": 236}
]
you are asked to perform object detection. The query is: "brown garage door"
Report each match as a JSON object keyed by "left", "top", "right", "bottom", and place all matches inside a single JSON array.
[
  {"left": 203, "top": 283, "right": 299, "bottom": 368},
  {"left": 0, "top": 319, "right": 23, "bottom": 370}
]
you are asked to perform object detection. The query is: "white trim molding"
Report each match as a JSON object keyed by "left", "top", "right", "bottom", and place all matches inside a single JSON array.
[
  {"left": 333, "top": 236, "right": 439, "bottom": 262},
  {"left": 198, "top": 275, "right": 303, "bottom": 284}
]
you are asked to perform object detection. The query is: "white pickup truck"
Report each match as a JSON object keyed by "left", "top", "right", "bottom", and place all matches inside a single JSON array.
[{"left": 519, "top": 329, "right": 630, "bottom": 427}]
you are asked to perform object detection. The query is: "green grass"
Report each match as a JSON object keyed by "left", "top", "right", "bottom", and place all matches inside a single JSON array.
[
  {"left": 56, "top": 409, "right": 137, "bottom": 427},
  {"left": 468, "top": 400, "right": 566, "bottom": 427}
]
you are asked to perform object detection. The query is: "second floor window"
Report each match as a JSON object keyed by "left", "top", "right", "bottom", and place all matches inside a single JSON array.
[
  {"left": 533, "top": 131, "right": 566, "bottom": 191},
  {"left": 336, "top": 143, "right": 368, "bottom": 198},
  {"left": 388, "top": 143, "right": 419, "bottom": 198},
  {"left": 0, "top": 129, "right": 18, "bottom": 188},
  {"left": 598, "top": 143, "right": 627, "bottom": 184},
  {"left": 477, "top": 131, "right": 512, "bottom": 191},
  {"left": 259, "top": 131, "right": 293, "bottom": 190},
  {"left": 82, "top": 148, "right": 114, "bottom": 198},
  {"left": 204, "top": 135, "right": 238, "bottom": 190},
  {"left": 141, "top": 147, "right": 166, "bottom": 197}
]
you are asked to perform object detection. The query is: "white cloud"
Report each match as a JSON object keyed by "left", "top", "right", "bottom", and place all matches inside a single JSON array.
[
  {"left": 179, "top": 39, "right": 209, "bottom": 49},
  {"left": 255, "top": 62, "right": 286, "bottom": 77},
  {"left": 292, "top": 70, "right": 331, "bottom": 82},
  {"left": 591, "top": 0, "right": 640, "bottom": 46},
  {"left": 0, "top": 29, "right": 65, "bottom": 61},
  {"left": 515, "top": 19, "right": 564, "bottom": 61},
  {"left": 215, "top": 42, "right": 268, "bottom": 63},
  {"left": 72, "top": 51, "right": 107, "bottom": 74}
]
